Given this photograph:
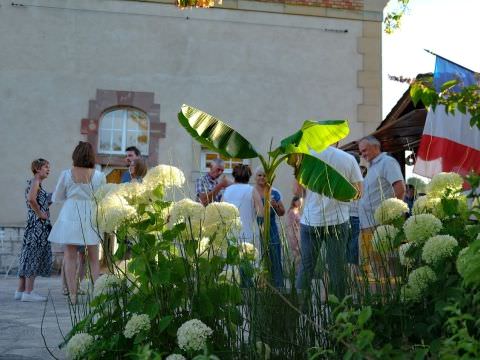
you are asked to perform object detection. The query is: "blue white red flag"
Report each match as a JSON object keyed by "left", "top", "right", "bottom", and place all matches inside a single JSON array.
[{"left": 414, "top": 56, "right": 480, "bottom": 178}]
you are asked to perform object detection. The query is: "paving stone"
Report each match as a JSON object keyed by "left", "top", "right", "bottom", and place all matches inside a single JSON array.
[{"left": 0, "top": 276, "right": 71, "bottom": 360}]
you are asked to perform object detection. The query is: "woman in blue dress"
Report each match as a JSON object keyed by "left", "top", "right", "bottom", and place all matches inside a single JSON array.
[
  {"left": 15, "top": 159, "right": 53, "bottom": 302},
  {"left": 254, "top": 167, "right": 286, "bottom": 288}
]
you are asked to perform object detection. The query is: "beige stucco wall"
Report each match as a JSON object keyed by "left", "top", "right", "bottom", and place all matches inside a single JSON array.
[{"left": 0, "top": 0, "right": 386, "bottom": 226}]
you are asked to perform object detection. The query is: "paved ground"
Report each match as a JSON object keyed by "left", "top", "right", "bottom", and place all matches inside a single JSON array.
[{"left": 0, "top": 276, "right": 71, "bottom": 360}]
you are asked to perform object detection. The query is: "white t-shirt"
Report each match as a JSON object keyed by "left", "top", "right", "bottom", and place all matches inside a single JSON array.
[
  {"left": 301, "top": 147, "right": 363, "bottom": 227},
  {"left": 222, "top": 183, "right": 258, "bottom": 243}
]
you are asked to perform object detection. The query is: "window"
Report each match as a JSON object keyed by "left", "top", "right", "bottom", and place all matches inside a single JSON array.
[
  {"left": 200, "top": 149, "right": 250, "bottom": 174},
  {"left": 98, "top": 108, "right": 150, "bottom": 155}
]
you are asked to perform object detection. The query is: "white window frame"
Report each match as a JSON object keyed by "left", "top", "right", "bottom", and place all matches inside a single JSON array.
[
  {"left": 98, "top": 107, "right": 150, "bottom": 155},
  {"left": 200, "top": 148, "right": 250, "bottom": 174}
]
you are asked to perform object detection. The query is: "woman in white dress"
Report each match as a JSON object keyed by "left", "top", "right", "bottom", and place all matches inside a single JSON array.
[
  {"left": 222, "top": 164, "right": 263, "bottom": 245},
  {"left": 48, "top": 142, "right": 106, "bottom": 303}
]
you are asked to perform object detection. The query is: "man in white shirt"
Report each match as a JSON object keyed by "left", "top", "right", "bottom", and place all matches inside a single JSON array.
[{"left": 294, "top": 146, "right": 363, "bottom": 298}]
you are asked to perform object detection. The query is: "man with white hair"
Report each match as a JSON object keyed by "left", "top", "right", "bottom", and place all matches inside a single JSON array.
[
  {"left": 358, "top": 136, "right": 405, "bottom": 276},
  {"left": 195, "top": 158, "right": 231, "bottom": 206}
]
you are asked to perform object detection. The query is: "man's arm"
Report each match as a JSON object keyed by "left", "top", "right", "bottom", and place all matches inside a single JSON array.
[
  {"left": 353, "top": 181, "right": 363, "bottom": 200},
  {"left": 197, "top": 177, "right": 230, "bottom": 206},
  {"left": 392, "top": 180, "right": 406, "bottom": 200}
]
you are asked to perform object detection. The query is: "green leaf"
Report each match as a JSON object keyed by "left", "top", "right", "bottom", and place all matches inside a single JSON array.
[
  {"left": 441, "top": 79, "right": 459, "bottom": 92},
  {"left": 470, "top": 114, "right": 480, "bottom": 128},
  {"left": 146, "top": 301, "right": 160, "bottom": 318},
  {"left": 357, "top": 329, "right": 375, "bottom": 349},
  {"left": 410, "top": 84, "right": 423, "bottom": 105},
  {"left": 288, "top": 153, "right": 358, "bottom": 201},
  {"left": 358, "top": 306, "right": 372, "bottom": 327},
  {"left": 277, "top": 120, "right": 349, "bottom": 156},
  {"left": 178, "top": 104, "right": 259, "bottom": 159},
  {"left": 157, "top": 315, "right": 172, "bottom": 333}
]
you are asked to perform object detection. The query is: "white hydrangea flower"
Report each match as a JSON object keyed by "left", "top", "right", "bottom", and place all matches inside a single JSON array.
[
  {"left": 177, "top": 319, "right": 213, "bottom": 352},
  {"left": 143, "top": 164, "right": 185, "bottom": 190},
  {"left": 95, "top": 193, "right": 137, "bottom": 233},
  {"left": 412, "top": 196, "right": 439, "bottom": 215},
  {"left": 374, "top": 198, "right": 409, "bottom": 225},
  {"left": 203, "top": 203, "right": 242, "bottom": 242},
  {"left": 170, "top": 198, "right": 205, "bottom": 224},
  {"left": 93, "top": 274, "right": 122, "bottom": 298},
  {"left": 204, "top": 202, "right": 240, "bottom": 227},
  {"left": 456, "top": 246, "right": 471, "bottom": 277},
  {"left": 403, "top": 214, "right": 442, "bottom": 245},
  {"left": 372, "top": 225, "right": 399, "bottom": 254},
  {"left": 165, "top": 354, "right": 186, "bottom": 360},
  {"left": 170, "top": 198, "right": 205, "bottom": 234},
  {"left": 124, "top": 313, "right": 151, "bottom": 339},
  {"left": 119, "top": 182, "right": 150, "bottom": 205},
  {"left": 239, "top": 242, "right": 258, "bottom": 261},
  {"left": 404, "top": 266, "right": 437, "bottom": 302},
  {"left": 427, "top": 172, "right": 463, "bottom": 196},
  {"left": 398, "top": 242, "right": 415, "bottom": 267},
  {"left": 197, "top": 237, "right": 212, "bottom": 258},
  {"left": 219, "top": 266, "right": 241, "bottom": 284},
  {"left": 93, "top": 183, "right": 118, "bottom": 202},
  {"left": 66, "top": 333, "right": 93, "bottom": 360},
  {"left": 422, "top": 235, "right": 458, "bottom": 265}
]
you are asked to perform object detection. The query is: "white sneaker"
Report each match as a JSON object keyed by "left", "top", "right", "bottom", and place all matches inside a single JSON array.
[
  {"left": 14, "top": 291, "right": 23, "bottom": 300},
  {"left": 21, "top": 292, "right": 47, "bottom": 302}
]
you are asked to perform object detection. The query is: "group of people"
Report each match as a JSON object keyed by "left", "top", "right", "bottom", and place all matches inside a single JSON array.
[
  {"left": 15, "top": 142, "right": 145, "bottom": 303},
  {"left": 16, "top": 133, "right": 406, "bottom": 302},
  {"left": 195, "top": 136, "right": 407, "bottom": 297}
]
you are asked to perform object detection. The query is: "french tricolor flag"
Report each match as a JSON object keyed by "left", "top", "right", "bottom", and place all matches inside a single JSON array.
[{"left": 414, "top": 56, "right": 480, "bottom": 178}]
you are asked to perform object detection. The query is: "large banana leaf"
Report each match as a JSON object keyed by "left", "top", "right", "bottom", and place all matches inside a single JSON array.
[
  {"left": 276, "top": 120, "right": 350, "bottom": 156},
  {"left": 178, "top": 104, "right": 259, "bottom": 159},
  {"left": 288, "top": 152, "right": 358, "bottom": 201}
]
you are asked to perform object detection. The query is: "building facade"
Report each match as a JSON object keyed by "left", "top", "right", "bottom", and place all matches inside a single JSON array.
[{"left": 0, "top": 0, "right": 387, "bottom": 272}]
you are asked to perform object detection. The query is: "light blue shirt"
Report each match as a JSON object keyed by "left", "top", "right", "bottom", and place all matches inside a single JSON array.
[{"left": 358, "top": 152, "right": 404, "bottom": 229}]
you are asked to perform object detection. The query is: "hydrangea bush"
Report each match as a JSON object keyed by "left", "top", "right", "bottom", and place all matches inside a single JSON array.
[
  {"left": 63, "top": 164, "right": 267, "bottom": 359},
  {"left": 352, "top": 171, "right": 480, "bottom": 356}
]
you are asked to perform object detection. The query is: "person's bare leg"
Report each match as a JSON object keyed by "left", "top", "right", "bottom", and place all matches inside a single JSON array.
[
  {"left": 61, "top": 260, "right": 69, "bottom": 294},
  {"left": 64, "top": 245, "right": 78, "bottom": 302},
  {"left": 25, "top": 276, "right": 36, "bottom": 293},
  {"left": 86, "top": 245, "right": 100, "bottom": 283},
  {"left": 17, "top": 276, "right": 26, "bottom": 292},
  {"left": 77, "top": 250, "right": 86, "bottom": 283}
]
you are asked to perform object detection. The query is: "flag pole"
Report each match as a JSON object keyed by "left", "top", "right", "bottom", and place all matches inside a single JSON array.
[{"left": 424, "top": 49, "right": 476, "bottom": 73}]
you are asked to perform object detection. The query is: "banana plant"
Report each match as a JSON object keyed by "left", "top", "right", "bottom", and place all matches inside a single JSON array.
[{"left": 178, "top": 104, "right": 358, "bottom": 279}]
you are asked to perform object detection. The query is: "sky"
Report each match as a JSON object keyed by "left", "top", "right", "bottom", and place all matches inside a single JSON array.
[{"left": 382, "top": 0, "right": 480, "bottom": 117}]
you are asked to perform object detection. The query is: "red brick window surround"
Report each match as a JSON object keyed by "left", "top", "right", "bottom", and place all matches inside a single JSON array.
[{"left": 81, "top": 89, "right": 166, "bottom": 167}]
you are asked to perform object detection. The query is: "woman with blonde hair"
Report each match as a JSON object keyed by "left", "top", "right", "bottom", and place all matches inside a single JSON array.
[
  {"left": 48, "top": 142, "right": 106, "bottom": 304},
  {"left": 15, "top": 158, "right": 53, "bottom": 302}
]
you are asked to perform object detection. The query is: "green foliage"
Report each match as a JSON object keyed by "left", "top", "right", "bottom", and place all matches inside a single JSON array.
[
  {"left": 384, "top": 0, "right": 410, "bottom": 34},
  {"left": 410, "top": 76, "right": 480, "bottom": 129},
  {"left": 66, "top": 191, "right": 254, "bottom": 358},
  {"left": 307, "top": 172, "right": 480, "bottom": 359}
]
